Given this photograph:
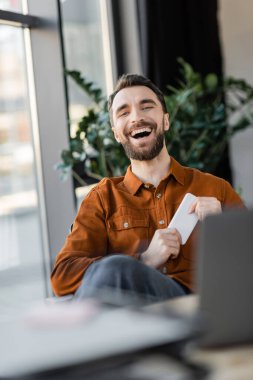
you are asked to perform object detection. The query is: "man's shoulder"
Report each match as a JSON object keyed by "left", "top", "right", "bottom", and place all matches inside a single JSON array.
[
  {"left": 180, "top": 164, "right": 241, "bottom": 203},
  {"left": 182, "top": 163, "right": 224, "bottom": 184},
  {"left": 179, "top": 164, "right": 230, "bottom": 198},
  {"left": 98, "top": 175, "right": 125, "bottom": 187},
  {"left": 82, "top": 175, "right": 126, "bottom": 206},
  {"left": 91, "top": 175, "right": 126, "bottom": 194},
  {"left": 171, "top": 157, "right": 224, "bottom": 187}
]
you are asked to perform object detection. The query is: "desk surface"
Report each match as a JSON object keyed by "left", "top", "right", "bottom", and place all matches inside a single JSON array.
[
  {"left": 1, "top": 295, "right": 252, "bottom": 380},
  {"left": 0, "top": 299, "right": 193, "bottom": 378}
]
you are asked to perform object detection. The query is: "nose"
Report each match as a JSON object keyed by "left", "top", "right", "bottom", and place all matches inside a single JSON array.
[{"left": 129, "top": 108, "right": 144, "bottom": 124}]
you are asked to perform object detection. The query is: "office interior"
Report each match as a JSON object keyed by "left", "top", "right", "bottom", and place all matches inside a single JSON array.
[{"left": 0, "top": 0, "right": 253, "bottom": 379}]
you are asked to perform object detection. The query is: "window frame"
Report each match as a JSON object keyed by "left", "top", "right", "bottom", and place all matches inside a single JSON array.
[{"left": 0, "top": 1, "right": 76, "bottom": 296}]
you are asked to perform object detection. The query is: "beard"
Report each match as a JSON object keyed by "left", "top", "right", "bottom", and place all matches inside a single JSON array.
[{"left": 121, "top": 120, "right": 165, "bottom": 161}]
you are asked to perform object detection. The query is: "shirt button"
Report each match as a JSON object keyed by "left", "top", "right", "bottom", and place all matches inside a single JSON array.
[
  {"left": 156, "top": 193, "right": 162, "bottom": 199},
  {"left": 159, "top": 220, "right": 165, "bottom": 225},
  {"left": 144, "top": 184, "right": 149, "bottom": 189},
  {"left": 123, "top": 222, "right": 129, "bottom": 228},
  {"left": 162, "top": 267, "right": 167, "bottom": 274}
]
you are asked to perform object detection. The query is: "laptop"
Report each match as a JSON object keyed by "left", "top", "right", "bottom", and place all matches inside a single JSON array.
[{"left": 196, "top": 208, "right": 253, "bottom": 347}]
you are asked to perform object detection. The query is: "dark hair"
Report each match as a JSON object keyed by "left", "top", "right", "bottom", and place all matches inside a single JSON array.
[{"left": 108, "top": 74, "right": 167, "bottom": 115}]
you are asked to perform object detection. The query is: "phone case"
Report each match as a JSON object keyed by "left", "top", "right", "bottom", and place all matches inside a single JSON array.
[{"left": 168, "top": 193, "right": 198, "bottom": 245}]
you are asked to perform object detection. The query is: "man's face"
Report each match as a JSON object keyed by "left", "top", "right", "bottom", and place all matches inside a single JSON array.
[{"left": 111, "top": 86, "right": 169, "bottom": 161}]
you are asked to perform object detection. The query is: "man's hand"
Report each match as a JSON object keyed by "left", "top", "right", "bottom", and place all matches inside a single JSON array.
[
  {"left": 140, "top": 228, "right": 181, "bottom": 269},
  {"left": 189, "top": 196, "right": 221, "bottom": 221}
]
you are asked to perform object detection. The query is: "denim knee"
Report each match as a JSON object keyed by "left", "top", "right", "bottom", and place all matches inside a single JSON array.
[
  {"left": 99, "top": 254, "right": 135, "bottom": 266},
  {"left": 75, "top": 254, "right": 188, "bottom": 303},
  {"left": 90, "top": 254, "right": 135, "bottom": 276},
  {"left": 80, "top": 255, "right": 135, "bottom": 286}
]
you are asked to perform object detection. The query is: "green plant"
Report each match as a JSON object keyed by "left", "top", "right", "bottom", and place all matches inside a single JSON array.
[
  {"left": 56, "top": 61, "right": 253, "bottom": 185},
  {"left": 165, "top": 58, "right": 253, "bottom": 172},
  {"left": 56, "top": 70, "right": 129, "bottom": 185}
]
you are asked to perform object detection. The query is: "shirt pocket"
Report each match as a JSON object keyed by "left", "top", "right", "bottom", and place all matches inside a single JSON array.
[{"left": 107, "top": 214, "right": 150, "bottom": 255}]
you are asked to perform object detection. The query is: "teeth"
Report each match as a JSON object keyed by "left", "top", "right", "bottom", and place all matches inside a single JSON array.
[{"left": 130, "top": 127, "right": 151, "bottom": 137}]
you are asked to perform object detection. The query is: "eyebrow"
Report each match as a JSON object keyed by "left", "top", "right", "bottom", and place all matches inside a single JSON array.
[
  {"left": 139, "top": 98, "right": 157, "bottom": 106},
  {"left": 115, "top": 98, "right": 158, "bottom": 115},
  {"left": 115, "top": 103, "right": 128, "bottom": 115}
]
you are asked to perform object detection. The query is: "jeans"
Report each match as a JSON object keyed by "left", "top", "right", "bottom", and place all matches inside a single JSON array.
[{"left": 75, "top": 255, "right": 189, "bottom": 305}]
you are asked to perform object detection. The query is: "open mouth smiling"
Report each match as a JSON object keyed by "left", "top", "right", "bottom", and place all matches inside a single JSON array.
[{"left": 130, "top": 127, "right": 152, "bottom": 139}]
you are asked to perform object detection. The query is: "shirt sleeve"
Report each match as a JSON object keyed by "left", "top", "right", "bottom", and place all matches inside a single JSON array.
[
  {"left": 221, "top": 179, "right": 246, "bottom": 209},
  {"left": 51, "top": 187, "right": 107, "bottom": 296}
]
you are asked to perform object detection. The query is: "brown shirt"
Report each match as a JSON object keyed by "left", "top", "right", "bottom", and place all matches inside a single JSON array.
[{"left": 51, "top": 157, "right": 244, "bottom": 296}]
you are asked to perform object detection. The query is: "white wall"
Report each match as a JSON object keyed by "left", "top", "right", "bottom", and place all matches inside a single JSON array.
[{"left": 219, "top": 0, "right": 253, "bottom": 207}]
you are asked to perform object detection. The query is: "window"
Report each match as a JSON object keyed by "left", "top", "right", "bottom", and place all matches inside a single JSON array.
[
  {"left": 0, "top": 1, "right": 116, "bottom": 317},
  {"left": 0, "top": 11, "right": 45, "bottom": 318},
  {"left": 0, "top": 1, "right": 76, "bottom": 318},
  {"left": 60, "top": 0, "right": 115, "bottom": 122}
]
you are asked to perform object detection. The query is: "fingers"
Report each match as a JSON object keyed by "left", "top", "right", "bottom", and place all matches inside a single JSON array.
[
  {"left": 188, "top": 200, "right": 197, "bottom": 214},
  {"left": 188, "top": 197, "right": 221, "bottom": 221},
  {"left": 155, "top": 228, "right": 181, "bottom": 259},
  {"left": 142, "top": 228, "right": 182, "bottom": 268},
  {"left": 156, "top": 228, "right": 182, "bottom": 243}
]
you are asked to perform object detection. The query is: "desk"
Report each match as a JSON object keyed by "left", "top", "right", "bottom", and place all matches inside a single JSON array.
[
  {"left": 0, "top": 299, "right": 193, "bottom": 379},
  {"left": 165, "top": 295, "right": 253, "bottom": 380},
  {"left": 1, "top": 295, "right": 252, "bottom": 379}
]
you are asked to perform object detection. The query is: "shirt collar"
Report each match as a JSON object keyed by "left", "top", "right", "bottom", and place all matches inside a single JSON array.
[
  {"left": 123, "top": 156, "right": 185, "bottom": 195},
  {"left": 168, "top": 156, "right": 185, "bottom": 185},
  {"left": 123, "top": 166, "right": 143, "bottom": 195}
]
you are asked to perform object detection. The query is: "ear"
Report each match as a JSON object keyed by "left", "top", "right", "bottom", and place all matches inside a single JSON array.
[
  {"left": 164, "top": 113, "right": 170, "bottom": 132},
  {"left": 112, "top": 127, "right": 121, "bottom": 144}
]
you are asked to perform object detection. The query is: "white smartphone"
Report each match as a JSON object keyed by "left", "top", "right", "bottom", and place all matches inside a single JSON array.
[{"left": 168, "top": 193, "right": 198, "bottom": 245}]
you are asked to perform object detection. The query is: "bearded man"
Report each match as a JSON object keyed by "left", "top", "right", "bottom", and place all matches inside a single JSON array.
[{"left": 51, "top": 74, "right": 244, "bottom": 303}]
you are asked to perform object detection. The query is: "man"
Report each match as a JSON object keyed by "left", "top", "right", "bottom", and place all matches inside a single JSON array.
[{"left": 51, "top": 74, "right": 244, "bottom": 303}]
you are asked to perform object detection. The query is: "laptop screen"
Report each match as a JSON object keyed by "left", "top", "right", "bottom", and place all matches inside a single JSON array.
[{"left": 196, "top": 209, "right": 253, "bottom": 347}]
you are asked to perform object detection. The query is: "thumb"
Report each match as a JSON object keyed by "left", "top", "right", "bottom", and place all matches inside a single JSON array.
[{"left": 188, "top": 200, "right": 197, "bottom": 214}]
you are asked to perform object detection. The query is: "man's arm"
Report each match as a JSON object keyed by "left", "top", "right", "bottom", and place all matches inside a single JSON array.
[
  {"left": 140, "top": 196, "right": 221, "bottom": 270},
  {"left": 140, "top": 179, "right": 245, "bottom": 270},
  {"left": 51, "top": 188, "right": 107, "bottom": 296}
]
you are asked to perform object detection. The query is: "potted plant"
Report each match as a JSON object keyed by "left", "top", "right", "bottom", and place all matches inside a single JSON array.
[
  {"left": 55, "top": 70, "right": 129, "bottom": 187},
  {"left": 165, "top": 58, "right": 253, "bottom": 173},
  {"left": 56, "top": 59, "right": 253, "bottom": 187}
]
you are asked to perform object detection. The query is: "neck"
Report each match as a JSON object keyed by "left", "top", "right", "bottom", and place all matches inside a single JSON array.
[{"left": 131, "top": 146, "right": 171, "bottom": 187}]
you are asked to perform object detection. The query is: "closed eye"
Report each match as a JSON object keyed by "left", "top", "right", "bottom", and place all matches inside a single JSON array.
[{"left": 119, "top": 111, "right": 129, "bottom": 117}]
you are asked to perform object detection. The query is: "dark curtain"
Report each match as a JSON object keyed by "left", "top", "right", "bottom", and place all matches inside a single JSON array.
[
  {"left": 136, "top": 0, "right": 223, "bottom": 91},
  {"left": 136, "top": 0, "right": 231, "bottom": 182}
]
